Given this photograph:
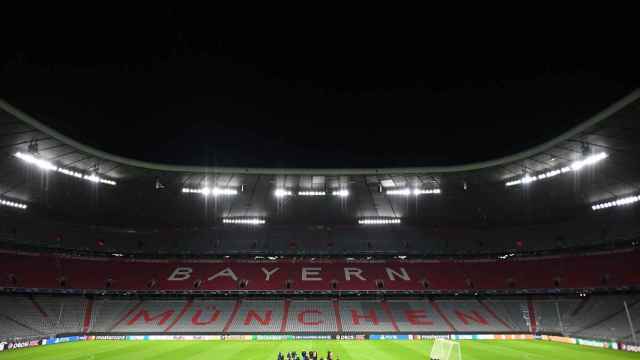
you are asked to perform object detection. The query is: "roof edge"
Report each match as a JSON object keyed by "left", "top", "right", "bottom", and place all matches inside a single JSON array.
[{"left": 1, "top": 89, "right": 639, "bottom": 176}]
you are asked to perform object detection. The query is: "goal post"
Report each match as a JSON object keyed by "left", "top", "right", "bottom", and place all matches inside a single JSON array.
[{"left": 430, "top": 339, "right": 461, "bottom": 360}]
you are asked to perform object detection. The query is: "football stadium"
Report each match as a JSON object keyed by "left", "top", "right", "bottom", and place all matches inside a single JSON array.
[{"left": 1, "top": 89, "right": 640, "bottom": 360}]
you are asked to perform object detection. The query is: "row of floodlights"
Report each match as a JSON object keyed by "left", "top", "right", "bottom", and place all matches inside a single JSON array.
[
  {"left": 592, "top": 195, "right": 640, "bottom": 211},
  {"left": 182, "top": 187, "right": 441, "bottom": 199},
  {"left": 182, "top": 187, "right": 350, "bottom": 198},
  {"left": 220, "top": 217, "right": 401, "bottom": 225},
  {"left": 15, "top": 150, "right": 631, "bottom": 215},
  {"left": 275, "top": 189, "right": 350, "bottom": 198},
  {"left": 182, "top": 187, "right": 238, "bottom": 196},
  {"left": 281, "top": 188, "right": 439, "bottom": 197},
  {"left": 386, "top": 188, "right": 441, "bottom": 196},
  {"left": 0, "top": 198, "right": 27, "bottom": 210},
  {"left": 14, "top": 152, "right": 117, "bottom": 186},
  {"left": 358, "top": 218, "right": 401, "bottom": 225},
  {"left": 505, "top": 152, "right": 608, "bottom": 187},
  {"left": 222, "top": 218, "right": 266, "bottom": 225}
]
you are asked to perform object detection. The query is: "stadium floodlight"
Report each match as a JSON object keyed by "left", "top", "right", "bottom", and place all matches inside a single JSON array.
[
  {"left": 298, "top": 190, "right": 326, "bottom": 196},
  {"left": 430, "top": 339, "right": 462, "bottom": 360},
  {"left": 386, "top": 188, "right": 412, "bottom": 196},
  {"left": 358, "top": 217, "right": 401, "bottom": 225},
  {"left": 592, "top": 195, "right": 640, "bottom": 211},
  {"left": 85, "top": 174, "right": 116, "bottom": 186},
  {"left": 332, "top": 189, "right": 350, "bottom": 197},
  {"left": 14, "top": 152, "right": 117, "bottom": 186},
  {"left": 14, "top": 152, "right": 57, "bottom": 171},
  {"left": 386, "top": 188, "right": 441, "bottom": 196},
  {"left": 222, "top": 217, "right": 266, "bottom": 225},
  {"left": 413, "top": 188, "right": 441, "bottom": 195},
  {"left": 380, "top": 179, "right": 396, "bottom": 187},
  {"left": 274, "top": 188, "right": 293, "bottom": 197},
  {"left": 182, "top": 187, "right": 238, "bottom": 196},
  {"left": 0, "top": 198, "right": 28, "bottom": 210},
  {"left": 505, "top": 152, "right": 608, "bottom": 187},
  {"left": 571, "top": 152, "right": 608, "bottom": 171},
  {"left": 202, "top": 187, "right": 237, "bottom": 196}
]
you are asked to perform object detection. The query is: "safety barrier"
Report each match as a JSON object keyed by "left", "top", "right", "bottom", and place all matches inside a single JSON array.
[{"left": 1, "top": 332, "right": 637, "bottom": 353}]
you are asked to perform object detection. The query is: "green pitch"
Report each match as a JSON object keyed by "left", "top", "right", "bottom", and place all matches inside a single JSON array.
[{"left": 0, "top": 340, "right": 638, "bottom": 360}]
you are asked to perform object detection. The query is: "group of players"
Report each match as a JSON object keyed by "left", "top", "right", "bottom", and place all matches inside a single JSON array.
[{"left": 277, "top": 350, "right": 337, "bottom": 360}]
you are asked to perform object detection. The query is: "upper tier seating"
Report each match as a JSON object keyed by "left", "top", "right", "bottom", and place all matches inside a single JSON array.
[
  {"left": 1, "top": 250, "right": 638, "bottom": 292},
  {"left": 2, "top": 209, "right": 639, "bottom": 256}
]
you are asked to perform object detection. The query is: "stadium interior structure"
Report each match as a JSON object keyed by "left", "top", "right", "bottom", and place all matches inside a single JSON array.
[{"left": 1, "top": 91, "right": 640, "bottom": 349}]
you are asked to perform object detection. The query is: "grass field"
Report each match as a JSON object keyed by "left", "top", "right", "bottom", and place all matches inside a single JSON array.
[{"left": 0, "top": 340, "right": 638, "bottom": 360}]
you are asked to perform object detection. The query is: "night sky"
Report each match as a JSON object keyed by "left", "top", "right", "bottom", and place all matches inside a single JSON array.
[{"left": 2, "top": 9, "right": 639, "bottom": 168}]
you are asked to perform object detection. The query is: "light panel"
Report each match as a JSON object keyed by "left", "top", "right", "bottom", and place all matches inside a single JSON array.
[
  {"left": 274, "top": 189, "right": 293, "bottom": 197},
  {"left": 222, "top": 217, "right": 266, "bottom": 225},
  {"left": 358, "top": 217, "right": 401, "bottom": 225},
  {"left": 592, "top": 195, "right": 640, "bottom": 211},
  {"left": 505, "top": 152, "right": 608, "bottom": 187},
  {"left": 386, "top": 188, "right": 441, "bottom": 196},
  {"left": 182, "top": 187, "right": 238, "bottom": 196},
  {"left": 14, "top": 152, "right": 57, "bottom": 171},
  {"left": 413, "top": 188, "right": 441, "bottom": 195},
  {"left": 14, "top": 152, "right": 117, "bottom": 186},
  {"left": 386, "top": 188, "right": 411, "bottom": 196},
  {"left": 332, "top": 189, "right": 350, "bottom": 197},
  {"left": 0, "top": 198, "right": 27, "bottom": 210},
  {"left": 298, "top": 190, "right": 326, "bottom": 196},
  {"left": 380, "top": 179, "right": 396, "bottom": 187}
]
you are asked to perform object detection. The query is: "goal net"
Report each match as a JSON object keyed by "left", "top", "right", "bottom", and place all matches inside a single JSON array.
[{"left": 430, "top": 339, "right": 461, "bottom": 360}]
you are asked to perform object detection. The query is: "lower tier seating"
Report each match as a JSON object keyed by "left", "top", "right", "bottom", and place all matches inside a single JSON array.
[{"left": 0, "top": 294, "right": 638, "bottom": 343}]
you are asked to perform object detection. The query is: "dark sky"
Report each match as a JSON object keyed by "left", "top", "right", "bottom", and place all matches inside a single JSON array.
[{"left": 2, "top": 9, "right": 639, "bottom": 168}]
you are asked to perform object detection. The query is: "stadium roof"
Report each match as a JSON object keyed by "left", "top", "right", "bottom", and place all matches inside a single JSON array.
[{"left": 1, "top": 89, "right": 640, "bottom": 227}]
